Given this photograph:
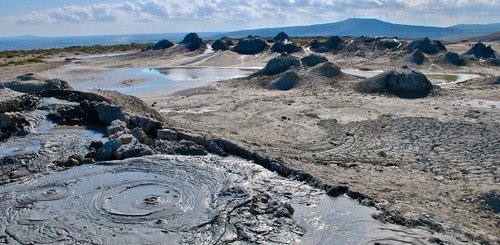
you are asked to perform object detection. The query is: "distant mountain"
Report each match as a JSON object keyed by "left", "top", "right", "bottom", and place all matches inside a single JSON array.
[
  {"left": 467, "top": 31, "right": 500, "bottom": 42},
  {"left": 211, "top": 18, "right": 500, "bottom": 41},
  {"left": 0, "top": 32, "right": 224, "bottom": 51}
]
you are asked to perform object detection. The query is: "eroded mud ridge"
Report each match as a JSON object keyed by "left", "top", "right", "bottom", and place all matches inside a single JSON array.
[{"left": 0, "top": 155, "right": 458, "bottom": 244}]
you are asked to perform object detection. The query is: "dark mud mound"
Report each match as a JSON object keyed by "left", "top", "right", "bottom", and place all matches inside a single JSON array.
[
  {"left": 152, "top": 39, "right": 174, "bottom": 50},
  {"left": 274, "top": 32, "right": 290, "bottom": 42},
  {"left": 301, "top": 53, "right": 328, "bottom": 67},
  {"left": 464, "top": 42, "right": 497, "bottom": 59},
  {"left": 259, "top": 54, "right": 301, "bottom": 76},
  {"left": 0, "top": 73, "right": 73, "bottom": 93},
  {"left": 233, "top": 38, "right": 269, "bottom": 55},
  {"left": 356, "top": 66, "right": 434, "bottom": 98},
  {"left": 443, "top": 52, "right": 465, "bottom": 66},
  {"left": 211, "top": 39, "right": 230, "bottom": 51},
  {"left": 270, "top": 71, "right": 301, "bottom": 90},
  {"left": 312, "top": 62, "right": 342, "bottom": 78},
  {"left": 309, "top": 36, "right": 343, "bottom": 53},
  {"left": 271, "top": 40, "right": 302, "bottom": 54},
  {"left": 342, "top": 37, "right": 401, "bottom": 53},
  {"left": 383, "top": 39, "right": 401, "bottom": 49},
  {"left": 180, "top": 33, "right": 203, "bottom": 51},
  {"left": 405, "top": 50, "right": 426, "bottom": 65},
  {"left": 407, "top": 37, "right": 447, "bottom": 55},
  {"left": 489, "top": 58, "right": 500, "bottom": 66}
]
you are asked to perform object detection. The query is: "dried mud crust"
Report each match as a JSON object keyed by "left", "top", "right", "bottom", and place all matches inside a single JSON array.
[
  {"left": 316, "top": 116, "right": 499, "bottom": 182},
  {"left": 158, "top": 83, "right": 499, "bottom": 243}
]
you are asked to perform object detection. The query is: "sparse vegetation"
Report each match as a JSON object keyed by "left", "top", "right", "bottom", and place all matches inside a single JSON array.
[{"left": 0, "top": 43, "right": 152, "bottom": 59}]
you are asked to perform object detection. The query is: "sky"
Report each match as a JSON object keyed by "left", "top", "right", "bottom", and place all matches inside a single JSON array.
[{"left": 1, "top": 0, "right": 499, "bottom": 37}]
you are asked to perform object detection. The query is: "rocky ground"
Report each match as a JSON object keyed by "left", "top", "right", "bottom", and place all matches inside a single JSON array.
[{"left": 0, "top": 35, "right": 499, "bottom": 244}]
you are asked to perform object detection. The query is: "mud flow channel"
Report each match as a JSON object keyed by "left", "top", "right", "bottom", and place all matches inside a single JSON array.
[{"left": 0, "top": 153, "right": 459, "bottom": 244}]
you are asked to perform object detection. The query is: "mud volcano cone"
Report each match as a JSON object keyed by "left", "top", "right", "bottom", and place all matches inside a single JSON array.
[
  {"left": 152, "top": 39, "right": 174, "bottom": 50},
  {"left": 234, "top": 38, "right": 269, "bottom": 54},
  {"left": 211, "top": 39, "right": 229, "bottom": 51},
  {"left": 406, "top": 50, "right": 426, "bottom": 65},
  {"left": 464, "top": 42, "right": 497, "bottom": 59},
  {"left": 259, "top": 53, "right": 301, "bottom": 76},
  {"left": 356, "top": 66, "right": 434, "bottom": 98},
  {"left": 180, "top": 33, "right": 203, "bottom": 51},
  {"left": 270, "top": 71, "right": 301, "bottom": 90}
]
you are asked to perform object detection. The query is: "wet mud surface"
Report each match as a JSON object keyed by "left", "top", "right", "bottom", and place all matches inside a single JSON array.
[
  {"left": 0, "top": 155, "right": 458, "bottom": 244},
  {"left": 0, "top": 98, "right": 106, "bottom": 185}
]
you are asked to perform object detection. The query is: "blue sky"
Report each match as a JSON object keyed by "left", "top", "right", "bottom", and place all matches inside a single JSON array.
[{"left": 1, "top": 0, "right": 499, "bottom": 37}]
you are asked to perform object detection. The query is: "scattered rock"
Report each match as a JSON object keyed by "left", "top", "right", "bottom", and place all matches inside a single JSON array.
[
  {"left": 312, "top": 62, "right": 342, "bottom": 78},
  {"left": 64, "top": 154, "right": 84, "bottom": 167},
  {"left": 96, "top": 138, "right": 122, "bottom": 161},
  {"left": 0, "top": 88, "right": 38, "bottom": 113},
  {"left": 131, "top": 127, "right": 147, "bottom": 143},
  {"left": 0, "top": 112, "right": 30, "bottom": 141},
  {"left": 259, "top": 54, "right": 301, "bottom": 76},
  {"left": 464, "top": 42, "right": 497, "bottom": 59},
  {"left": 443, "top": 52, "right": 465, "bottom": 66},
  {"left": 157, "top": 128, "right": 178, "bottom": 141},
  {"left": 309, "top": 36, "right": 343, "bottom": 53},
  {"left": 115, "top": 139, "right": 153, "bottom": 160},
  {"left": 407, "top": 37, "right": 447, "bottom": 55},
  {"left": 300, "top": 54, "right": 328, "bottom": 67},
  {"left": 117, "top": 134, "right": 134, "bottom": 144},
  {"left": 270, "top": 71, "right": 301, "bottom": 91},
  {"left": 274, "top": 32, "right": 290, "bottom": 42},
  {"left": 233, "top": 38, "right": 269, "bottom": 55},
  {"left": 0, "top": 73, "right": 73, "bottom": 93},
  {"left": 180, "top": 33, "right": 204, "bottom": 51},
  {"left": 152, "top": 39, "right": 174, "bottom": 50},
  {"left": 47, "top": 102, "right": 97, "bottom": 126},
  {"left": 271, "top": 41, "right": 302, "bottom": 54},
  {"left": 107, "top": 120, "right": 129, "bottom": 136},
  {"left": 211, "top": 39, "right": 229, "bottom": 51},
  {"left": 96, "top": 103, "right": 128, "bottom": 125},
  {"left": 155, "top": 139, "right": 208, "bottom": 155},
  {"left": 129, "top": 115, "right": 162, "bottom": 136},
  {"left": 356, "top": 66, "right": 434, "bottom": 98}
]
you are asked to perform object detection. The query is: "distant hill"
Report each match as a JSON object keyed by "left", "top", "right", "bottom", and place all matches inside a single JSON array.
[
  {"left": 467, "top": 31, "right": 500, "bottom": 42},
  {"left": 211, "top": 18, "right": 500, "bottom": 41},
  {"left": 0, "top": 32, "right": 224, "bottom": 51}
]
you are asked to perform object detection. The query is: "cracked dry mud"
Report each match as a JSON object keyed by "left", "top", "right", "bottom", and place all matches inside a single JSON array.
[{"left": 156, "top": 77, "right": 500, "bottom": 243}]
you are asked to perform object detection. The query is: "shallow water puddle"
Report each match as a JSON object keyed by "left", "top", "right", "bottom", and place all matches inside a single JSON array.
[
  {"left": 0, "top": 98, "right": 105, "bottom": 159},
  {"left": 0, "top": 155, "right": 459, "bottom": 244},
  {"left": 66, "top": 65, "right": 256, "bottom": 98}
]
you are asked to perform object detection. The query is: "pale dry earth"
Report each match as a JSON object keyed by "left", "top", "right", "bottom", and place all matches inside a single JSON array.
[{"left": 0, "top": 39, "right": 499, "bottom": 243}]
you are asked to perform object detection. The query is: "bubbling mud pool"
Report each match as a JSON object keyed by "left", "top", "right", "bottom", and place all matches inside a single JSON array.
[{"left": 0, "top": 155, "right": 459, "bottom": 244}]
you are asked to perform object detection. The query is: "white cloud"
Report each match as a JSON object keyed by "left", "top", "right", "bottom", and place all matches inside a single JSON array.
[{"left": 10, "top": 0, "right": 500, "bottom": 27}]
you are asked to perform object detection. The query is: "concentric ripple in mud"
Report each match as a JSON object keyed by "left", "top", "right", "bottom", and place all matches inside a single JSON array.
[
  {"left": 0, "top": 156, "right": 231, "bottom": 244},
  {"left": 0, "top": 155, "right": 461, "bottom": 244}
]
